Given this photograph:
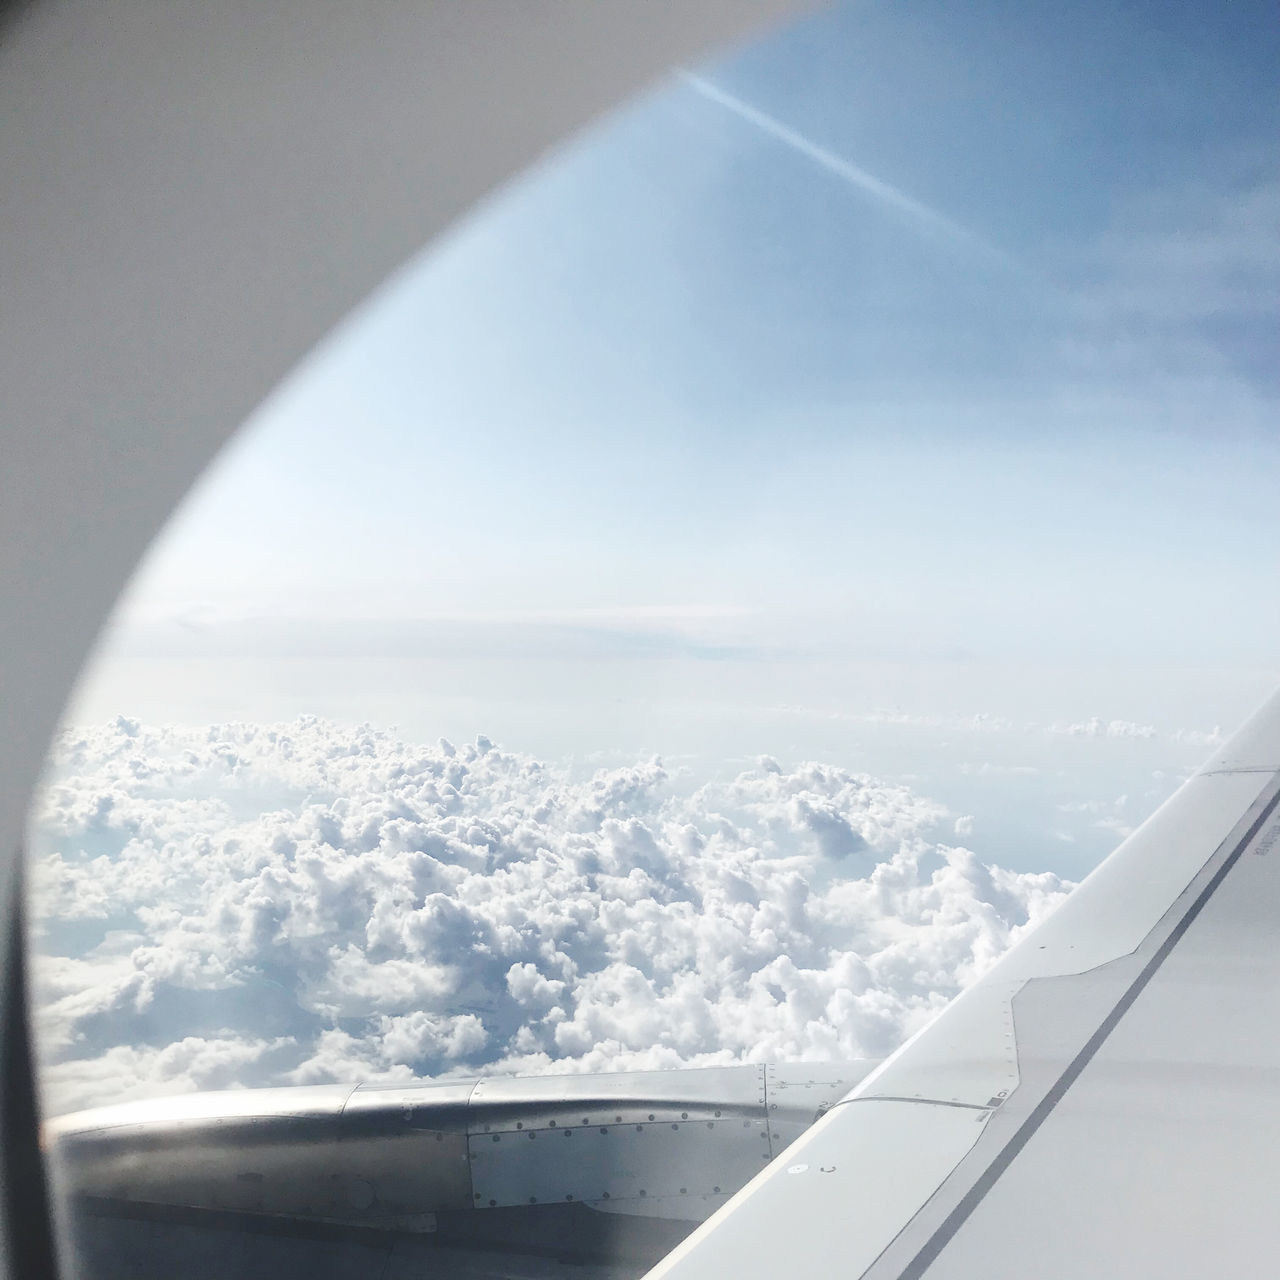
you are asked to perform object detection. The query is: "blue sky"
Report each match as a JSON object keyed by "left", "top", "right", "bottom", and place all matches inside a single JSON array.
[{"left": 72, "top": 0, "right": 1280, "bottom": 875}]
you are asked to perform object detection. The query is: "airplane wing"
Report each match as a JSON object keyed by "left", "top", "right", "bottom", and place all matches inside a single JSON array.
[{"left": 649, "top": 689, "right": 1280, "bottom": 1279}]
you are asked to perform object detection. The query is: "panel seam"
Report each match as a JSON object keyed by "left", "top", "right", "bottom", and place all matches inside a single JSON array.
[{"left": 836, "top": 1096, "right": 992, "bottom": 1114}]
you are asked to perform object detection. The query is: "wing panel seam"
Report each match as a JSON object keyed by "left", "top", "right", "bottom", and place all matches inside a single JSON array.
[{"left": 838, "top": 1097, "right": 992, "bottom": 1113}]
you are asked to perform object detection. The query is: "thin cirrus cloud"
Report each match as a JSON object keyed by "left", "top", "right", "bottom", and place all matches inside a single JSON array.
[{"left": 28, "top": 717, "right": 1071, "bottom": 1115}]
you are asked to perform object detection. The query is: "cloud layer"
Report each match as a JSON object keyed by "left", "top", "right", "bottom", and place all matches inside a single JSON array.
[{"left": 29, "top": 719, "right": 1071, "bottom": 1114}]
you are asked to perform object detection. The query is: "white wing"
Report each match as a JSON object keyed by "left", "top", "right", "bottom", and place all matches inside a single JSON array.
[{"left": 650, "top": 690, "right": 1280, "bottom": 1279}]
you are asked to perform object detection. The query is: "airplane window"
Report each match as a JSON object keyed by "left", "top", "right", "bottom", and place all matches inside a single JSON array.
[{"left": 23, "top": 3, "right": 1278, "bottom": 1277}]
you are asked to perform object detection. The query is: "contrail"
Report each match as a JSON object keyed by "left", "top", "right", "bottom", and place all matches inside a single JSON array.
[{"left": 681, "top": 73, "right": 1013, "bottom": 269}]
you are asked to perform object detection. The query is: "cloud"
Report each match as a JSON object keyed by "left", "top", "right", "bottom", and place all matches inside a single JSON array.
[
  {"left": 779, "top": 707, "right": 1018, "bottom": 733},
  {"left": 1058, "top": 164, "right": 1280, "bottom": 407},
  {"left": 1047, "top": 717, "right": 1156, "bottom": 739},
  {"left": 41, "top": 1036, "right": 297, "bottom": 1110},
  {"left": 782, "top": 705, "right": 1215, "bottom": 747},
  {"left": 1056, "top": 794, "right": 1138, "bottom": 844},
  {"left": 1081, "top": 175, "right": 1280, "bottom": 328},
  {"left": 1172, "top": 726, "right": 1224, "bottom": 748},
  {"left": 28, "top": 719, "right": 1072, "bottom": 1115},
  {"left": 960, "top": 762, "right": 1045, "bottom": 777}
]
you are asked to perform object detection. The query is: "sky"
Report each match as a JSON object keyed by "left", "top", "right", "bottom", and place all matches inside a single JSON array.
[
  {"left": 95, "top": 0, "right": 1279, "bottom": 653},
  {"left": 30, "top": 1, "right": 1280, "bottom": 1108}
]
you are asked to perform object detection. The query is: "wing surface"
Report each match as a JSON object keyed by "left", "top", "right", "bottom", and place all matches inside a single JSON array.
[{"left": 648, "top": 688, "right": 1280, "bottom": 1280}]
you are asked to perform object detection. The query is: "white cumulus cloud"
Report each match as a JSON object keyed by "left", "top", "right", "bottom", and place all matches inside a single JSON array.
[{"left": 28, "top": 718, "right": 1072, "bottom": 1114}]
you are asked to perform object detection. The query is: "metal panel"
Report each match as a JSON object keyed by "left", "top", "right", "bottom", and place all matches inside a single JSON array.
[
  {"left": 467, "top": 1067, "right": 770, "bottom": 1221},
  {"left": 470, "top": 1066, "right": 767, "bottom": 1119},
  {"left": 468, "top": 1115, "right": 772, "bottom": 1216},
  {"left": 342, "top": 1079, "right": 477, "bottom": 1132},
  {"left": 344, "top": 1080, "right": 478, "bottom": 1109}
]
